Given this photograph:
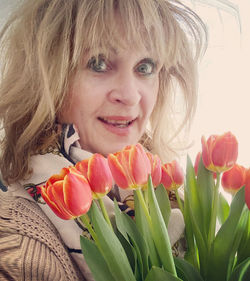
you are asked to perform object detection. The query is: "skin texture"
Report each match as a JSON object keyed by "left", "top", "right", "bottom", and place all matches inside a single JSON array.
[{"left": 59, "top": 46, "right": 162, "bottom": 156}]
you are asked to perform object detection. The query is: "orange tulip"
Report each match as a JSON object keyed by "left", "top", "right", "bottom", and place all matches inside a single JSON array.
[
  {"left": 108, "top": 143, "right": 151, "bottom": 189},
  {"left": 221, "top": 164, "right": 246, "bottom": 195},
  {"left": 146, "top": 152, "right": 162, "bottom": 187},
  {"left": 75, "top": 154, "right": 113, "bottom": 199},
  {"left": 41, "top": 167, "right": 92, "bottom": 220},
  {"left": 201, "top": 132, "right": 238, "bottom": 173},
  {"left": 161, "top": 160, "right": 184, "bottom": 191},
  {"left": 245, "top": 169, "right": 250, "bottom": 210}
]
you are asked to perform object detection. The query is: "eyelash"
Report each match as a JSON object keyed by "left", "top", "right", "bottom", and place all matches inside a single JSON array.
[
  {"left": 87, "top": 55, "right": 109, "bottom": 73},
  {"left": 87, "top": 56, "right": 156, "bottom": 75},
  {"left": 136, "top": 60, "right": 156, "bottom": 76}
]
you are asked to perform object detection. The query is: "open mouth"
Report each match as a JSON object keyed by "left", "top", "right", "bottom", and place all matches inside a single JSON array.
[{"left": 98, "top": 117, "right": 136, "bottom": 128}]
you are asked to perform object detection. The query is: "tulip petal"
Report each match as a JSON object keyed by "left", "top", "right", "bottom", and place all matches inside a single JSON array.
[
  {"left": 172, "top": 160, "right": 184, "bottom": 186},
  {"left": 212, "top": 133, "right": 238, "bottom": 168},
  {"left": 75, "top": 160, "right": 88, "bottom": 178},
  {"left": 46, "top": 167, "right": 69, "bottom": 187},
  {"left": 245, "top": 170, "right": 250, "bottom": 210},
  {"left": 41, "top": 183, "right": 73, "bottom": 220},
  {"left": 130, "top": 144, "right": 151, "bottom": 187},
  {"left": 147, "top": 152, "right": 162, "bottom": 187},
  {"left": 108, "top": 154, "right": 131, "bottom": 189},
  {"left": 221, "top": 164, "right": 246, "bottom": 195},
  {"left": 64, "top": 173, "right": 92, "bottom": 216},
  {"left": 201, "top": 136, "right": 211, "bottom": 169},
  {"left": 87, "top": 154, "right": 113, "bottom": 195},
  {"left": 161, "top": 165, "right": 174, "bottom": 190}
]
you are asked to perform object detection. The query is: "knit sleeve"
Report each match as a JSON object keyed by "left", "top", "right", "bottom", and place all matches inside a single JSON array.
[
  {"left": 0, "top": 232, "right": 70, "bottom": 281},
  {"left": 0, "top": 191, "right": 85, "bottom": 281}
]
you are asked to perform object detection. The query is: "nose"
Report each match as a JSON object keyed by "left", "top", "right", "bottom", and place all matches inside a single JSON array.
[{"left": 108, "top": 71, "right": 141, "bottom": 106}]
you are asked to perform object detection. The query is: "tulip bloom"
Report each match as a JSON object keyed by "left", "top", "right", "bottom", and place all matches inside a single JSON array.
[
  {"left": 161, "top": 160, "right": 184, "bottom": 191},
  {"left": 75, "top": 154, "right": 113, "bottom": 199},
  {"left": 221, "top": 164, "right": 246, "bottom": 195},
  {"left": 108, "top": 143, "right": 151, "bottom": 189},
  {"left": 245, "top": 169, "right": 250, "bottom": 210},
  {"left": 146, "top": 152, "right": 162, "bottom": 187},
  {"left": 201, "top": 132, "right": 238, "bottom": 173},
  {"left": 41, "top": 167, "right": 92, "bottom": 220}
]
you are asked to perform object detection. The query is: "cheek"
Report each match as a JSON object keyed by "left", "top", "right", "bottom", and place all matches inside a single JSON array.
[{"left": 144, "top": 79, "right": 159, "bottom": 116}]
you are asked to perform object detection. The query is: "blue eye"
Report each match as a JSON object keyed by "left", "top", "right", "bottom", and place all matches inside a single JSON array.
[
  {"left": 136, "top": 60, "right": 155, "bottom": 75},
  {"left": 87, "top": 55, "right": 108, "bottom": 72}
]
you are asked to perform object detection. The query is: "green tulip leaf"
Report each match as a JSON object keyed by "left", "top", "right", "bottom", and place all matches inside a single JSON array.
[
  {"left": 184, "top": 156, "right": 208, "bottom": 276},
  {"left": 147, "top": 176, "right": 177, "bottom": 276},
  {"left": 155, "top": 184, "right": 171, "bottom": 227},
  {"left": 145, "top": 266, "right": 182, "bottom": 281},
  {"left": 114, "top": 200, "right": 149, "bottom": 279},
  {"left": 183, "top": 185, "right": 199, "bottom": 270},
  {"left": 237, "top": 210, "right": 250, "bottom": 265},
  {"left": 115, "top": 230, "right": 136, "bottom": 271},
  {"left": 185, "top": 156, "right": 203, "bottom": 230},
  {"left": 174, "top": 257, "right": 204, "bottom": 281},
  {"left": 218, "top": 192, "right": 230, "bottom": 225},
  {"left": 134, "top": 191, "right": 161, "bottom": 268},
  {"left": 207, "top": 186, "right": 246, "bottom": 281},
  {"left": 196, "top": 157, "right": 214, "bottom": 236},
  {"left": 89, "top": 202, "right": 136, "bottom": 281},
  {"left": 80, "top": 235, "right": 116, "bottom": 281},
  {"left": 228, "top": 258, "right": 250, "bottom": 281},
  {"left": 227, "top": 206, "right": 250, "bottom": 279}
]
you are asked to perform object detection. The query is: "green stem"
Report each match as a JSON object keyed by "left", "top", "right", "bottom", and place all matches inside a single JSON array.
[
  {"left": 208, "top": 173, "right": 221, "bottom": 250},
  {"left": 175, "top": 189, "right": 184, "bottom": 215},
  {"left": 143, "top": 188, "right": 149, "bottom": 206},
  {"left": 80, "top": 213, "right": 98, "bottom": 242},
  {"left": 135, "top": 188, "right": 152, "bottom": 228},
  {"left": 98, "top": 198, "right": 113, "bottom": 231}
]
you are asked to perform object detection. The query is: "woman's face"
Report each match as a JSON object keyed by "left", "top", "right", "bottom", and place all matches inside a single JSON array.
[{"left": 59, "top": 46, "right": 162, "bottom": 156}]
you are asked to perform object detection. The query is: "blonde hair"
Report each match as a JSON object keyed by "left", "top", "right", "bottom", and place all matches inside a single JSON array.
[{"left": 0, "top": 0, "right": 206, "bottom": 183}]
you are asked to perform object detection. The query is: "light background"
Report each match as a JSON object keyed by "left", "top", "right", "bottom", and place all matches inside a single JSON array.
[
  {"left": 183, "top": 0, "right": 250, "bottom": 169},
  {"left": 0, "top": 0, "right": 249, "bottom": 178}
]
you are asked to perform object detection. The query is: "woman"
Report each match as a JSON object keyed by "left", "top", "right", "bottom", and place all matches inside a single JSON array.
[{"left": 0, "top": 0, "right": 206, "bottom": 280}]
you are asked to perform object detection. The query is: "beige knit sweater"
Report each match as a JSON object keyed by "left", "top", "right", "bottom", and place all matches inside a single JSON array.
[{"left": 0, "top": 190, "right": 86, "bottom": 281}]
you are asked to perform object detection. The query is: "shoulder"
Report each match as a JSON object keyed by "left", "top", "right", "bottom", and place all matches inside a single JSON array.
[{"left": 0, "top": 190, "right": 85, "bottom": 281}]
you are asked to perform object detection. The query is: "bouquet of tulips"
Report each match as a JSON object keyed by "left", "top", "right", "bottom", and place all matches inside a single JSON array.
[{"left": 41, "top": 132, "right": 250, "bottom": 281}]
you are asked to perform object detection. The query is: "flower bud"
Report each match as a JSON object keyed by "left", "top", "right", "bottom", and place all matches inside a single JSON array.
[
  {"left": 41, "top": 167, "right": 92, "bottom": 220},
  {"left": 161, "top": 160, "right": 184, "bottom": 191},
  {"left": 201, "top": 132, "right": 238, "bottom": 173},
  {"left": 108, "top": 143, "right": 151, "bottom": 189},
  {"left": 221, "top": 164, "right": 246, "bottom": 195},
  {"left": 76, "top": 154, "right": 113, "bottom": 199}
]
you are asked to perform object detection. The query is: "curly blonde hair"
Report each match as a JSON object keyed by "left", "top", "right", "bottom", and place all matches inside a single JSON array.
[{"left": 0, "top": 0, "right": 206, "bottom": 183}]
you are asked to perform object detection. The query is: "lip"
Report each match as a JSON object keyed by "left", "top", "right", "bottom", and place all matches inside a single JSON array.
[
  {"left": 98, "top": 116, "right": 137, "bottom": 136},
  {"left": 99, "top": 116, "right": 136, "bottom": 121}
]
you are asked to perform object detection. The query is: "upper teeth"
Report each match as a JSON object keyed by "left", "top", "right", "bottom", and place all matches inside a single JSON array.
[{"left": 101, "top": 118, "right": 132, "bottom": 125}]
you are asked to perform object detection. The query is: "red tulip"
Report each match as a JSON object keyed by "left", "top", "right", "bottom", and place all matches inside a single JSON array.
[
  {"left": 108, "top": 143, "right": 151, "bottom": 189},
  {"left": 41, "top": 167, "right": 92, "bottom": 220},
  {"left": 75, "top": 154, "right": 113, "bottom": 199},
  {"left": 146, "top": 152, "right": 162, "bottom": 187},
  {"left": 201, "top": 132, "right": 238, "bottom": 173},
  {"left": 161, "top": 160, "right": 184, "bottom": 191},
  {"left": 245, "top": 169, "right": 250, "bottom": 210},
  {"left": 221, "top": 164, "right": 246, "bottom": 195}
]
